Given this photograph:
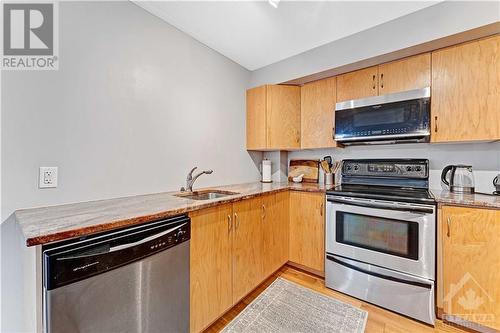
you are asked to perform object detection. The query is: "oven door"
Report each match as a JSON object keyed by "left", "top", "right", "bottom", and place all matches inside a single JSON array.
[{"left": 326, "top": 195, "right": 435, "bottom": 280}]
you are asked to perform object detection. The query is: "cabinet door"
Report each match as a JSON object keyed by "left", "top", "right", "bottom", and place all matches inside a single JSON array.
[
  {"left": 246, "top": 85, "right": 267, "bottom": 150},
  {"left": 442, "top": 206, "right": 500, "bottom": 331},
  {"left": 431, "top": 36, "right": 500, "bottom": 142},
  {"left": 262, "top": 191, "right": 289, "bottom": 278},
  {"left": 189, "top": 204, "right": 233, "bottom": 333},
  {"left": 336, "top": 66, "right": 378, "bottom": 102},
  {"left": 378, "top": 53, "right": 430, "bottom": 95},
  {"left": 232, "top": 197, "right": 264, "bottom": 303},
  {"left": 266, "top": 85, "right": 301, "bottom": 150},
  {"left": 301, "top": 77, "right": 338, "bottom": 149},
  {"left": 289, "top": 191, "right": 325, "bottom": 272}
]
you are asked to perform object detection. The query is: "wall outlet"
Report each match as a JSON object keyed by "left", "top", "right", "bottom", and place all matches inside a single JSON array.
[{"left": 39, "top": 167, "right": 58, "bottom": 188}]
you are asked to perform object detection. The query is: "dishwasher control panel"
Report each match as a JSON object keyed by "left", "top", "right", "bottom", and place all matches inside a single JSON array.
[{"left": 43, "top": 215, "right": 190, "bottom": 290}]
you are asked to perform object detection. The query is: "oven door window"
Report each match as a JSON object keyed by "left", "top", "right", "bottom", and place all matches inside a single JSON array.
[{"left": 336, "top": 211, "right": 419, "bottom": 260}]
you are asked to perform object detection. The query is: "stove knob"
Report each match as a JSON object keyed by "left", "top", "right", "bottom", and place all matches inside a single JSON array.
[
  {"left": 415, "top": 166, "right": 422, "bottom": 172},
  {"left": 346, "top": 165, "right": 352, "bottom": 171},
  {"left": 354, "top": 165, "right": 359, "bottom": 171},
  {"left": 406, "top": 166, "right": 412, "bottom": 172}
]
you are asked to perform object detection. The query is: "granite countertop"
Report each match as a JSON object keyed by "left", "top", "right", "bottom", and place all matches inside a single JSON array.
[
  {"left": 15, "top": 181, "right": 329, "bottom": 247},
  {"left": 431, "top": 189, "right": 500, "bottom": 210}
]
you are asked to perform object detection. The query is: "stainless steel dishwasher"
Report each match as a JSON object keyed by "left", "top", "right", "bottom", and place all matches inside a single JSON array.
[{"left": 42, "top": 215, "right": 190, "bottom": 333}]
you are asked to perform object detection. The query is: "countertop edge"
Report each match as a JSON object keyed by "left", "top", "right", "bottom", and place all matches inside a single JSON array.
[{"left": 20, "top": 183, "right": 326, "bottom": 247}]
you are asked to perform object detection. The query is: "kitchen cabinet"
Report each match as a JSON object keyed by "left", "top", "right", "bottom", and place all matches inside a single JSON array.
[
  {"left": 300, "top": 77, "right": 338, "bottom": 149},
  {"left": 431, "top": 35, "right": 500, "bottom": 142},
  {"left": 262, "top": 191, "right": 289, "bottom": 277},
  {"left": 189, "top": 192, "right": 295, "bottom": 332},
  {"left": 189, "top": 204, "right": 233, "bottom": 333},
  {"left": 440, "top": 206, "right": 500, "bottom": 331},
  {"left": 378, "top": 53, "right": 430, "bottom": 95},
  {"left": 289, "top": 191, "right": 325, "bottom": 273},
  {"left": 246, "top": 84, "right": 301, "bottom": 150},
  {"left": 232, "top": 196, "right": 264, "bottom": 303},
  {"left": 337, "top": 66, "right": 378, "bottom": 102},
  {"left": 336, "top": 54, "right": 431, "bottom": 102}
]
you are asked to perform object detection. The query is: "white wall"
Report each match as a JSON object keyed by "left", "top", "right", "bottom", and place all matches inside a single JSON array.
[
  {"left": 1, "top": 1, "right": 261, "bottom": 222},
  {"left": 1, "top": 1, "right": 262, "bottom": 331},
  {"left": 250, "top": 1, "right": 500, "bottom": 87}
]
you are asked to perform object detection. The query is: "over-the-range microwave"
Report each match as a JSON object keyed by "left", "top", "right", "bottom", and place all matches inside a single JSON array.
[{"left": 334, "top": 87, "right": 430, "bottom": 145}]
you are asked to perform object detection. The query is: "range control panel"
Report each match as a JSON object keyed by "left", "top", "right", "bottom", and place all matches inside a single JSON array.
[{"left": 342, "top": 159, "right": 428, "bottom": 179}]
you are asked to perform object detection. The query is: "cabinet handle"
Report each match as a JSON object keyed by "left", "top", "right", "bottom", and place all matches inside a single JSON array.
[
  {"left": 262, "top": 204, "right": 266, "bottom": 220},
  {"left": 446, "top": 217, "right": 451, "bottom": 237},
  {"left": 227, "top": 214, "right": 232, "bottom": 232},
  {"left": 434, "top": 116, "right": 438, "bottom": 133},
  {"left": 234, "top": 212, "right": 239, "bottom": 230},
  {"left": 380, "top": 73, "right": 384, "bottom": 88},
  {"left": 372, "top": 75, "right": 376, "bottom": 89},
  {"left": 320, "top": 202, "right": 324, "bottom": 217}
]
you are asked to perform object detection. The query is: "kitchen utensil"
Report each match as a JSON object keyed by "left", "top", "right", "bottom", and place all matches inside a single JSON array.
[
  {"left": 288, "top": 160, "right": 320, "bottom": 183},
  {"left": 292, "top": 174, "right": 304, "bottom": 183},
  {"left": 332, "top": 161, "right": 342, "bottom": 174},
  {"left": 323, "top": 156, "right": 333, "bottom": 170},
  {"left": 262, "top": 159, "right": 272, "bottom": 183},
  {"left": 441, "top": 165, "right": 475, "bottom": 193},
  {"left": 320, "top": 160, "right": 331, "bottom": 174}
]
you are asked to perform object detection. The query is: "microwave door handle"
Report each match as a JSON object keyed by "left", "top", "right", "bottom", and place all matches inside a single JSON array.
[{"left": 327, "top": 197, "right": 434, "bottom": 214}]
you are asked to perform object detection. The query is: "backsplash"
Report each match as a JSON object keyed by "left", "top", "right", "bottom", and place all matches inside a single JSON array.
[{"left": 288, "top": 142, "right": 500, "bottom": 193}]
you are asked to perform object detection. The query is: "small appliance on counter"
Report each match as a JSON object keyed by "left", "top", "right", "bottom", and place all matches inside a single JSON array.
[
  {"left": 441, "top": 164, "right": 475, "bottom": 193},
  {"left": 494, "top": 174, "right": 500, "bottom": 195},
  {"left": 262, "top": 159, "right": 272, "bottom": 183}
]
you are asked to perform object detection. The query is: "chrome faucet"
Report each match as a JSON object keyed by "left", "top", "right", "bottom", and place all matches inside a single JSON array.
[{"left": 180, "top": 167, "right": 213, "bottom": 192}]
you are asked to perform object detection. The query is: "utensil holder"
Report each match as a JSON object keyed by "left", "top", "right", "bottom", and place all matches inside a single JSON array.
[{"left": 324, "top": 173, "right": 334, "bottom": 186}]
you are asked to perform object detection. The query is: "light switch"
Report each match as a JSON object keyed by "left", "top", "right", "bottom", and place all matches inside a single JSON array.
[{"left": 39, "top": 167, "right": 58, "bottom": 188}]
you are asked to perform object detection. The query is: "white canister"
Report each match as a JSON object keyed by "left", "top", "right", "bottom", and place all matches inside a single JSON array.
[{"left": 262, "top": 159, "right": 272, "bottom": 183}]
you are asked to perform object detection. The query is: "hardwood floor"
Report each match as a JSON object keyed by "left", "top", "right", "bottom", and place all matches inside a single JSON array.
[{"left": 204, "top": 265, "right": 468, "bottom": 333}]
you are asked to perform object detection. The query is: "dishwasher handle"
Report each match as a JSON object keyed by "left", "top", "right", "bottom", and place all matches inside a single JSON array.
[{"left": 109, "top": 223, "right": 186, "bottom": 253}]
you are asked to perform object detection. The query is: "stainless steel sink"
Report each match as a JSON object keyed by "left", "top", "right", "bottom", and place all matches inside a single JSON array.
[{"left": 174, "top": 189, "right": 239, "bottom": 201}]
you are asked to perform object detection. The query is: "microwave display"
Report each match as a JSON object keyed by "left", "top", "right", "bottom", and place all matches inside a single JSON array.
[{"left": 353, "top": 107, "right": 406, "bottom": 127}]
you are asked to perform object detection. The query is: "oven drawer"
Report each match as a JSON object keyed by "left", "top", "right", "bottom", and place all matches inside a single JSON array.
[{"left": 325, "top": 255, "right": 435, "bottom": 325}]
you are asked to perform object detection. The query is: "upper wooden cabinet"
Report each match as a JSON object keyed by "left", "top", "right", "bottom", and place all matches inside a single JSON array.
[
  {"left": 337, "top": 66, "right": 378, "bottom": 102},
  {"left": 246, "top": 84, "right": 301, "bottom": 150},
  {"left": 440, "top": 206, "right": 500, "bottom": 331},
  {"left": 336, "top": 54, "right": 431, "bottom": 102},
  {"left": 378, "top": 53, "right": 431, "bottom": 95},
  {"left": 289, "top": 191, "right": 325, "bottom": 273},
  {"left": 301, "top": 77, "right": 338, "bottom": 149},
  {"left": 431, "top": 35, "right": 500, "bottom": 143}
]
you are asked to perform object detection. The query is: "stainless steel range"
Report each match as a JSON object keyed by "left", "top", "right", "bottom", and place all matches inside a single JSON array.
[{"left": 325, "top": 159, "right": 436, "bottom": 325}]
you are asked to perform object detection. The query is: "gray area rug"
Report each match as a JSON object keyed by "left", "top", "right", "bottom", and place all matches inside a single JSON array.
[{"left": 221, "top": 278, "right": 368, "bottom": 333}]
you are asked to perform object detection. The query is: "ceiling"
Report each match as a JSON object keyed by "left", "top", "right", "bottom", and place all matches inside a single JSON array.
[{"left": 134, "top": 1, "right": 440, "bottom": 71}]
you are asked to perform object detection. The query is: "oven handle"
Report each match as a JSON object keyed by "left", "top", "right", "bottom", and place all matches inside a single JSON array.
[
  {"left": 326, "top": 255, "right": 432, "bottom": 289},
  {"left": 327, "top": 197, "right": 434, "bottom": 214}
]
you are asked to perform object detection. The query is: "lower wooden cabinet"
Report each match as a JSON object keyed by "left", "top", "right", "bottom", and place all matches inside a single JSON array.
[
  {"left": 189, "top": 193, "right": 290, "bottom": 332},
  {"left": 289, "top": 191, "right": 325, "bottom": 273},
  {"left": 189, "top": 204, "right": 233, "bottom": 333},
  {"left": 263, "top": 191, "right": 290, "bottom": 278},
  {"left": 232, "top": 197, "right": 264, "bottom": 303},
  {"left": 440, "top": 206, "right": 500, "bottom": 331}
]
